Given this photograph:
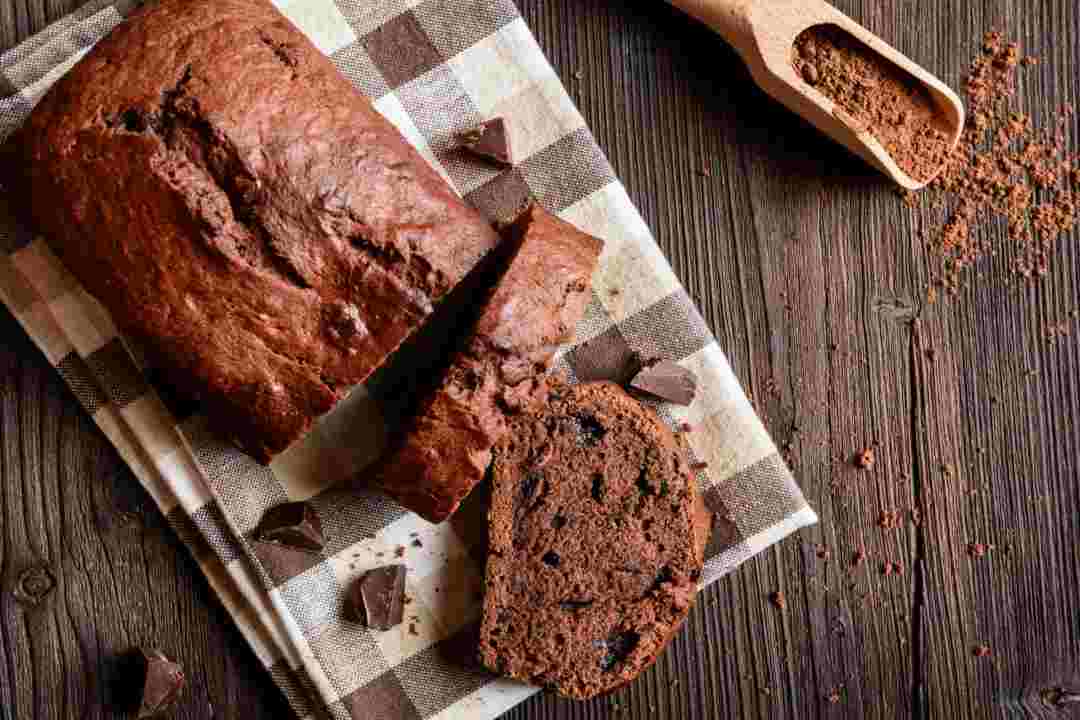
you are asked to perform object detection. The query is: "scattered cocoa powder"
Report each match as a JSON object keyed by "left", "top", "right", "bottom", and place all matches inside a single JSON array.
[
  {"left": 917, "top": 32, "right": 1078, "bottom": 293},
  {"left": 792, "top": 25, "right": 954, "bottom": 182}
]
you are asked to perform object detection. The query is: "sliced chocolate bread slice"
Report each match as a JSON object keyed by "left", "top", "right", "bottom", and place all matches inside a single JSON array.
[
  {"left": 372, "top": 204, "right": 604, "bottom": 523},
  {"left": 480, "top": 381, "right": 711, "bottom": 700}
]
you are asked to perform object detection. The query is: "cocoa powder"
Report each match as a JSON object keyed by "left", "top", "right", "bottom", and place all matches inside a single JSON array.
[
  {"left": 919, "top": 32, "right": 1077, "bottom": 292},
  {"left": 793, "top": 25, "right": 954, "bottom": 182}
]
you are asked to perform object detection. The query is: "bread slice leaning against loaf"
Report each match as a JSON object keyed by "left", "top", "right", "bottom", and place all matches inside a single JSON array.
[{"left": 370, "top": 204, "right": 604, "bottom": 523}]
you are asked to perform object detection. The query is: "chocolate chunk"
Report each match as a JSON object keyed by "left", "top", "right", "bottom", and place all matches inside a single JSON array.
[
  {"left": 349, "top": 565, "right": 407, "bottom": 631},
  {"left": 255, "top": 502, "right": 324, "bottom": 552},
  {"left": 628, "top": 360, "right": 697, "bottom": 406},
  {"left": 136, "top": 649, "right": 185, "bottom": 718},
  {"left": 569, "top": 335, "right": 643, "bottom": 385},
  {"left": 455, "top": 117, "right": 512, "bottom": 167},
  {"left": 594, "top": 631, "right": 639, "bottom": 671}
]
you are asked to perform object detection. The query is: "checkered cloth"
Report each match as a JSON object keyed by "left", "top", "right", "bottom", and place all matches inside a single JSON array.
[{"left": 0, "top": 1, "right": 817, "bottom": 718}]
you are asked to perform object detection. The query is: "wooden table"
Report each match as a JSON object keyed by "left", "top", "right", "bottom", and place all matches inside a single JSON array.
[{"left": 3, "top": 1, "right": 1079, "bottom": 718}]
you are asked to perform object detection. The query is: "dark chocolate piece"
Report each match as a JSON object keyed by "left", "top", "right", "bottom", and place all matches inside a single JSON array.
[
  {"left": 255, "top": 502, "right": 324, "bottom": 552},
  {"left": 456, "top": 117, "right": 512, "bottom": 167},
  {"left": 628, "top": 360, "right": 697, "bottom": 406},
  {"left": 350, "top": 565, "right": 407, "bottom": 631},
  {"left": 137, "top": 649, "right": 185, "bottom": 718}
]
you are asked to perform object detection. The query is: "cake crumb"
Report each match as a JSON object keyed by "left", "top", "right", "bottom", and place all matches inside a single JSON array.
[
  {"left": 770, "top": 591, "right": 787, "bottom": 610},
  {"left": 973, "top": 644, "right": 992, "bottom": 657},
  {"left": 855, "top": 448, "right": 875, "bottom": 470},
  {"left": 878, "top": 510, "right": 903, "bottom": 530}
]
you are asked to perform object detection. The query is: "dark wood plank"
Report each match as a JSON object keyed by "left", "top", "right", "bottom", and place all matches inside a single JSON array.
[
  {"left": 2, "top": 1, "right": 1079, "bottom": 719},
  {"left": 513, "top": 1, "right": 1080, "bottom": 719},
  {"left": 0, "top": 0, "right": 85, "bottom": 50},
  {"left": 0, "top": 308, "right": 294, "bottom": 719}
]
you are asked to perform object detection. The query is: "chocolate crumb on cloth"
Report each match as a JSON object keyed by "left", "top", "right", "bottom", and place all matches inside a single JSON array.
[
  {"left": 480, "top": 381, "right": 710, "bottom": 700},
  {"left": 792, "top": 24, "right": 954, "bottom": 182}
]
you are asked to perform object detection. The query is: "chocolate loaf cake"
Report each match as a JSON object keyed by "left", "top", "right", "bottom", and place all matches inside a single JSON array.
[
  {"left": 480, "top": 381, "right": 711, "bottom": 699},
  {"left": 3, "top": 0, "right": 501, "bottom": 462},
  {"left": 373, "top": 205, "right": 603, "bottom": 523}
]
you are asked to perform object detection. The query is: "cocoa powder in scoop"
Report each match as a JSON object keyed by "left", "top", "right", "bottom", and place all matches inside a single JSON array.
[{"left": 793, "top": 24, "right": 954, "bottom": 183}]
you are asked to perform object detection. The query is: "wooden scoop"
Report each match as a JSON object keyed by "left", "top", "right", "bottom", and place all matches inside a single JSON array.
[{"left": 667, "top": 0, "right": 965, "bottom": 189}]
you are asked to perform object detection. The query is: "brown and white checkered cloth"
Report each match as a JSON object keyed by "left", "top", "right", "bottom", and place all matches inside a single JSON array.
[{"left": 0, "top": 1, "right": 817, "bottom": 717}]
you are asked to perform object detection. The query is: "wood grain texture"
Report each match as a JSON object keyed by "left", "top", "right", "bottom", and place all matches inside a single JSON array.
[
  {"left": 2, "top": 1, "right": 1079, "bottom": 719},
  {"left": 0, "top": 0, "right": 84, "bottom": 49}
]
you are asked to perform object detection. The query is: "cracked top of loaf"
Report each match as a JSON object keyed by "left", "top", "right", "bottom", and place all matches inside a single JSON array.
[{"left": 4, "top": 0, "right": 501, "bottom": 462}]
